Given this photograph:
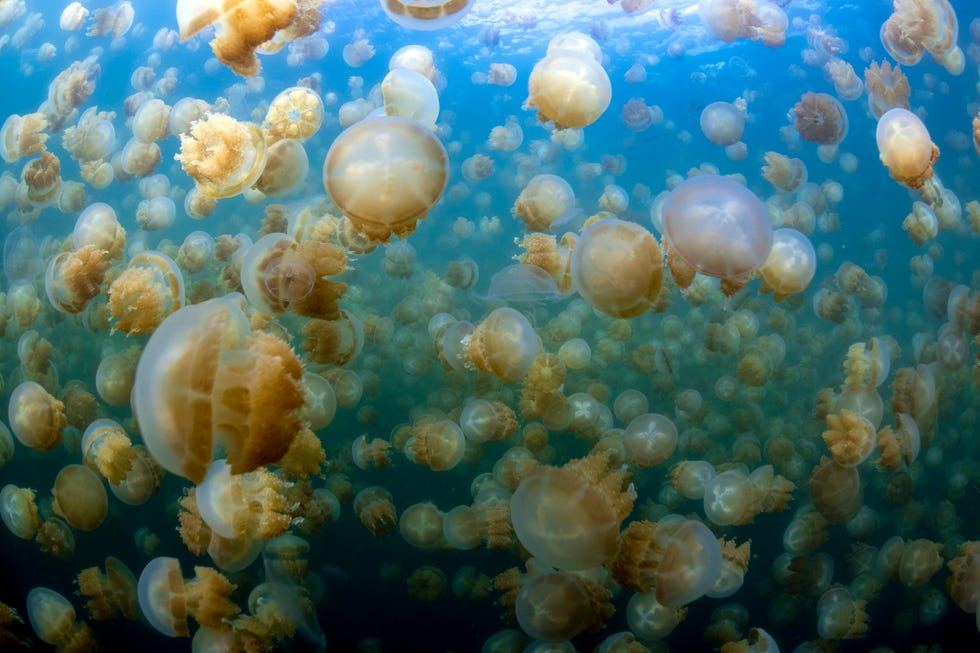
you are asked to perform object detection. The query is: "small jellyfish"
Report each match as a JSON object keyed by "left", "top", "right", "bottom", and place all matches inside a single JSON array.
[
  {"left": 876, "top": 107, "right": 939, "bottom": 190},
  {"left": 512, "top": 174, "right": 579, "bottom": 231},
  {"left": 51, "top": 464, "right": 108, "bottom": 531},
  {"left": 382, "top": 67, "right": 440, "bottom": 130},
  {"left": 793, "top": 92, "right": 848, "bottom": 145},
  {"left": 8, "top": 381, "right": 66, "bottom": 451},
  {"left": 527, "top": 33, "right": 611, "bottom": 129},
  {"left": 137, "top": 557, "right": 238, "bottom": 637},
  {"left": 380, "top": 0, "right": 475, "bottom": 30},
  {"left": 757, "top": 228, "right": 817, "bottom": 301},
  {"left": 176, "top": 112, "right": 268, "bottom": 198},
  {"left": 26, "top": 588, "right": 97, "bottom": 650},
  {"left": 108, "top": 250, "right": 185, "bottom": 335},
  {"left": 700, "top": 101, "right": 745, "bottom": 147},
  {"left": 462, "top": 307, "right": 538, "bottom": 382},
  {"left": 263, "top": 86, "right": 324, "bottom": 144}
]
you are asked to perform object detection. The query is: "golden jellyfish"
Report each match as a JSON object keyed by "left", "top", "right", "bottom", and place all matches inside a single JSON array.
[
  {"left": 459, "top": 400, "right": 518, "bottom": 443},
  {"left": 176, "top": 112, "right": 268, "bottom": 198},
  {"left": 880, "top": 0, "right": 960, "bottom": 71},
  {"left": 131, "top": 296, "right": 305, "bottom": 484},
  {"left": 354, "top": 486, "right": 398, "bottom": 537},
  {"left": 389, "top": 44, "right": 437, "bottom": 81},
  {"left": 81, "top": 418, "right": 136, "bottom": 485},
  {"left": 570, "top": 219, "right": 663, "bottom": 318},
  {"left": 613, "top": 518, "right": 723, "bottom": 607},
  {"left": 623, "top": 413, "right": 678, "bottom": 468},
  {"left": 240, "top": 233, "right": 316, "bottom": 314},
  {"left": 136, "top": 196, "right": 177, "bottom": 231},
  {"left": 700, "top": 101, "right": 746, "bottom": 147},
  {"left": 488, "top": 117, "right": 523, "bottom": 151},
  {"left": 947, "top": 542, "right": 980, "bottom": 622},
  {"left": 0, "top": 112, "right": 48, "bottom": 163},
  {"left": 263, "top": 86, "right": 323, "bottom": 145},
  {"left": 0, "top": 423, "right": 12, "bottom": 471},
  {"left": 0, "top": 484, "right": 41, "bottom": 540},
  {"left": 809, "top": 455, "right": 863, "bottom": 524},
  {"left": 76, "top": 556, "right": 139, "bottom": 621},
  {"left": 527, "top": 34, "right": 611, "bottom": 130},
  {"left": 169, "top": 96, "right": 210, "bottom": 136},
  {"left": 816, "top": 586, "right": 869, "bottom": 640},
  {"left": 73, "top": 201, "right": 126, "bottom": 260},
  {"left": 625, "top": 591, "right": 686, "bottom": 641},
  {"left": 252, "top": 139, "right": 309, "bottom": 198},
  {"left": 44, "top": 245, "right": 112, "bottom": 315},
  {"left": 136, "top": 557, "right": 239, "bottom": 637},
  {"left": 757, "top": 228, "right": 817, "bottom": 301},
  {"left": 119, "top": 137, "right": 162, "bottom": 178},
  {"left": 793, "top": 92, "right": 848, "bottom": 145},
  {"left": 404, "top": 418, "right": 466, "bottom": 471},
  {"left": 462, "top": 307, "right": 537, "bottom": 382},
  {"left": 382, "top": 67, "right": 440, "bottom": 130},
  {"left": 110, "top": 445, "right": 163, "bottom": 506},
  {"left": 62, "top": 108, "right": 115, "bottom": 163},
  {"left": 323, "top": 116, "right": 448, "bottom": 243},
  {"left": 514, "top": 570, "right": 612, "bottom": 642},
  {"left": 381, "top": 0, "right": 475, "bottom": 30},
  {"left": 132, "top": 98, "right": 171, "bottom": 143},
  {"left": 876, "top": 107, "right": 939, "bottom": 190},
  {"left": 662, "top": 174, "right": 773, "bottom": 296},
  {"left": 22, "top": 151, "right": 61, "bottom": 206},
  {"left": 512, "top": 174, "right": 579, "bottom": 232},
  {"left": 510, "top": 451, "right": 635, "bottom": 571},
  {"left": 60, "top": 2, "right": 89, "bottom": 31},
  {"left": 195, "top": 459, "right": 292, "bottom": 541},
  {"left": 51, "top": 464, "right": 108, "bottom": 531},
  {"left": 699, "top": 0, "right": 788, "bottom": 47},
  {"left": 822, "top": 410, "right": 876, "bottom": 467},
  {"left": 108, "top": 250, "right": 185, "bottom": 335},
  {"left": 864, "top": 60, "right": 910, "bottom": 119},
  {"left": 399, "top": 502, "right": 446, "bottom": 551},
  {"left": 8, "top": 380, "right": 66, "bottom": 451},
  {"left": 26, "top": 587, "right": 97, "bottom": 652}
]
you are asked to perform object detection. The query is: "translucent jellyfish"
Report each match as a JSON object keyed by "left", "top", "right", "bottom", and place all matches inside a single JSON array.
[
  {"left": 510, "top": 451, "right": 635, "bottom": 571},
  {"left": 459, "top": 400, "right": 518, "bottom": 443},
  {"left": 323, "top": 116, "right": 448, "bottom": 243},
  {"left": 136, "top": 196, "right": 177, "bottom": 231},
  {"left": 176, "top": 112, "right": 268, "bottom": 198},
  {"left": 263, "top": 86, "right": 324, "bottom": 145},
  {"left": 108, "top": 250, "right": 185, "bottom": 335},
  {"left": 486, "top": 122, "right": 524, "bottom": 158},
  {"left": 621, "top": 98, "right": 661, "bottom": 132},
  {"left": 570, "top": 218, "right": 663, "bottom": 318},
  {"left": 8, "top": 381, "right": 66, "bottom": 450},
  {"left": 76, "top": 556, "right": 139, "bottom": 621},
  {"left": 699, "top": 0, "right": 789, "bottom": 47},
  {"left": 73, "top": 202, "right": 126, "bottom": 259},
  {"left": 461, "top": 154, "right": 494, "bottom": 182},
  {"left": 461, "top": 307, "right": 537, "bottom": 382},
  {"left": 137, "top": 557, "right": 238, "bottom": 637},
  {"left": 487, "top": 63, "right": 517, "bottom": 86},
  {"left": 864, "top": 60, "right": 910, "bottom": 118},
  {"left": 880, "top": 0, "right": 961, "bottom": 71},
  {"left": 382, "top": 67, "right": 440, "bottom": 130},
  {"left": 793, "top": 92, "right": 848, "bottom": 145},
  {"left": 252, "top": 139, "right": 309, "bottom": 198},
  {"left": 700, "top": 101, "right": 745, "bottom": 147},
  {"left": 26, "top": 588, "right": 97, "bottom": 650},
  {"left": 354, "top": 486, "right": 398, "bottom": 537},
  {"left": 87, "top": 1, "right": 135, "bottom": 38},
  {"left": 902, "top": 201, "right": 938, "bottom": 245},
  {"left": 876, "top": 107, "right": 939, "bottom": 190},
  {"left": 389, "top": 44, "right": 437, "bottom": 81},
  {"left": 0, "top": 112, "right": 48, "bottom": 163},
  {"left": 757, "top": 228, "right": 817, "bottom": 301},
  {"left": 809, "top": 455, "right": 863, "bottom": 524},
  {"left": 515, "top": 571, "right": 610, "bottom": 642},
  {"left": 824, "top": 57, "right": 864, "bottom": 100},
  {"left": 51, "top": 464, "right": 108, "bottom": 531},
  {"left": 0, "top": 484, "right": 41, "bottom": 539},
  {"left": 623, "top": 413, "right": 678, "bottom": 468},
  {"left": 512, "top": 174, "right": 579, "bottom": 231},
  {"left": 131, "top": 296, "right": 306, "bottom": 484},
  {"left": 662, "top": 174, "right": 773, "bottom": 295},
  {"left": 240, "top": 233, "right": 317, "bottom": 314},
  {"left": 60, "top": 2, "right": 89, "bottom": 31},
  {"left": 3, "top": 225, "right": 43, "bottom": 283},
  {"left": 625, "top": 591, "right": 685, "bottom": 640},
  {"left": 132, "top": 98, "right": 171, "bottom": 143},
  {"left": 599, "top": 185, "right": 630, "bottom": 213},
  {"left": 817, "top": 587, "right": 869, "bottom": 640},
  {"left": 761, "top": 151, "right": 807, "bottom": 192},
  {"left": 612, "top": 518, "right": 722, "bottom": 606},
  {"left": 342, "top": 35, "right": 376, "bottom": 67},
  {"left": 195, "top": 459, "right": 292, "bottom": 540},
  {"left": 527, "top": 34, "right": 611, "bottom": 129},
  {"left": 381, "top": 0, "right": 475, "bottom": 30},
  {"left": 119, "top": 137, "right": 162, "bottom": 178},
  {"left": 169, "top": 96, "right": 210, "bottom": 136}
]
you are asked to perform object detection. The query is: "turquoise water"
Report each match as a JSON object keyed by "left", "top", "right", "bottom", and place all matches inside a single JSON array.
[{"left": 0, "top": 0, "right": 979, "bottom": 651}]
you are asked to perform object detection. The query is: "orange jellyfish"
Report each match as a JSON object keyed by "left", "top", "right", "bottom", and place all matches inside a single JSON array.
[
  {"left": 8, "top": 381, "right": 66, "bottom": 451},
  {"left": 381, "top": 0, "right": 475, "bottom": 30},
  {"left": 570, "top": 218, "right": 663, "bottom": 318},
  {"left": 137, "top": 557, "right": 239, "bottom": 637},
  {"left": 323, "top": 115, "right": 448, "bottom": 244},
  {"left": 876, "top": 107, "right": 939, "bottom": 190},
  {"left": 176, "top": 112, "right": 268, "bottom": 198},
  {"left": 108, "top": 250, "right": 185, "bottom": 335},
  {"left": 757, "top": 228, "right": 817, "bottom": 301},
  {"left": 263, "top": 86, "right": 324, "bottom": 144},
  {"left": 131, "top": 296, "right": 306, "bottom": 484},
  {"left": 51, "top": 464, "right": 108, "bottom": 531},
  {"left": 76, "top": 556, "right": 139, "bottom": 621},
  {"left": 527, "top": 33, "right": 611, "bottom": 130},
  {"left": 462, "top": 307, "right": 538, "bottom": 382},
  {"left": 26, "top": 587, "right": 97, "bottom": 652}
]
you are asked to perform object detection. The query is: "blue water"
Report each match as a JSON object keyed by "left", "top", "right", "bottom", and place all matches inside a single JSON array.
[{"left": 1, "top": 1, "right": 980, "bottom": 651}]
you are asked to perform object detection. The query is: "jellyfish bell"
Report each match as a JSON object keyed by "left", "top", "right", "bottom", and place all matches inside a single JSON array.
[
  {"left": 382, "top": 67, "right": 439, "bottom": 130},
  {"left": 758, "top": 228, "right": 817, "bottom": 301},
  {"left": 700, "top": 101, "right": 745, "bottom": 147},
  {"left": 527, "top": 38, "right": 611, "bottom": 130},
  {"left": 875, "top": 107, "right": 939, "bottom": 190},
  {"left": 176, "top": 112, "right": 268, "bottom": 199},
  {"left": 662, "top": 174, "right": 773, "bottom": 295},
  {"left": 484, "top": 264, "right": 565, "bottom": 306},
  {"left": 323, "top": 115, "right": 448, "bottom": 244}
]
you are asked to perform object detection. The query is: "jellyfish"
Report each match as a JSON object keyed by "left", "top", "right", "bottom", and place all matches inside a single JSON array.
[
  {"left": 323, "top": 116, "right": 448, "bottom": 243},
  {"left": 625, "top": 591, "right": 685, "bottom": 641},
  {"left": 864, "top": 60, "right": 910, "bottom": 118},
  {"left": 26, "top": 588, "right": 97, "bottom": 651},
  {"left": 195, "top": 459, "right": 293, "bottom": 541},
  {"left": 176, "top": 112, "right": 268, "bottom": 198},
  {"left": 571, "top": 218, "right": 663, "bottom": 317},
  {"left": 354, "top": 486, "right": 398, "bottom": 537},
  {"left": 699, "top": 0, "right": 788, "bottom": 47},
  {"left": 131, "top": 296, "right": 306, "bottom": 484},
  {"left": 623, "top": 413, "right": 678, "bottom": 468},
  {"left": 459, "top": 307, "right": 537, "bottom": 382},
  {"left": 60, "top": 2, "right": 88, "bottom": 31},
  {"left": 51, "top": 464, "right": 108, "bottom": 531},
  {"left": 880, "top": 0, "right": 961, "bottom": 72},
  {"left": 76, "top": 556, "right": 139, "bottom": 621},
  {"left": 757, "top": 228, "right": 817, "bottom": 301},
  {"left": 527, "top": 34, "right": 611, "bottom": 130},
  {"left": 793, "top": 92, "right": 848, "bottom": 145},
  {"left": 382, "top": 67, "right": 440, "bottom": 130},
  {"left": 662, "top": 174, "right": 773, "bottom": 296},
  {"left": 263, "top": 86, "right": 323, "bottom": 145},
  {"left": 510, "top": 451, "right": 635, "bottom": 571},
  {"left": 700, "top": 101, "right": 746, "bottom": 147},
  {"left": 8, "top": 380, "right": 66, "bottom": 451},
  {"left": 108, "top": 250, "right": 185, "bottom": 335},
  {"left": 73, "top": 202, "right": 126, "bottom": 260},
  {"left": 132, "top": 98, "right": 171, "bottom": 143},
  {"left": 381, "top": 0, "right": 474, "bottom": 30},
  {"left": 137, "top": 557, "right": 238, "bottom": 637},
  {"left": 487, "top": 63, "right": 517, "bottom": 86},
  {"left": 0, "top": 112, "right": 48, "bottom": 163},
  {"left": 876, "top": 107, "right": 939, "bottom": 190},
  {"left": 515, "top": 571, "right": 612, "bottom": 642},
  {"left": 136, "top": 196, "right": 177, "bottom": 231},
  {"left": 0, "top": 484, "right": 41, "bottom": 540},
  {"left": 488, "top": 117, "right": 524, "bottom": 151},
  {"left": 512, "top": 174, "right": 580, "bottom": 232}
]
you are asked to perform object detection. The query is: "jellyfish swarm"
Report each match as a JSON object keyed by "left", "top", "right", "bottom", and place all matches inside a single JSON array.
[
  {"left": 876, "top": 107, "right": 939, "bottom": 191},
  {"left": 570, "top": 219, "right": 663, "bottom": 318},
  {"left": 661, "top": 174, "right": 773, "bottom": 296},
  {"left": 132, "top": 295, "right": 306, "bottom": 484},
  {"left": 323, "top": 116, "right": 448, "bottom": 244}
]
